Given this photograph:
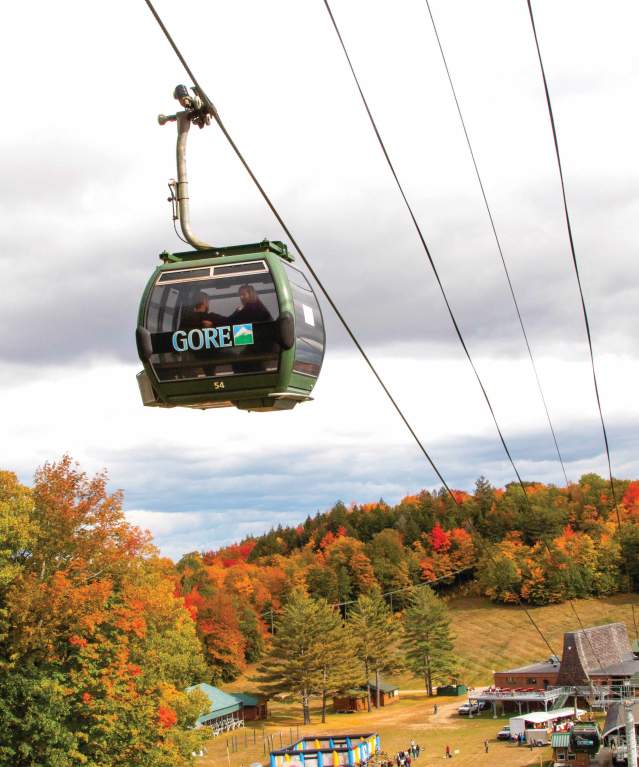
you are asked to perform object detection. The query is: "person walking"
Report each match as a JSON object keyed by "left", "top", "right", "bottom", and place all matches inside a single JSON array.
[
  {"left": 445, "top": 744, "right": 451, "bottom": 759},
  {"left": 483, "top": 739, "right": 488, "bottom": 754}
]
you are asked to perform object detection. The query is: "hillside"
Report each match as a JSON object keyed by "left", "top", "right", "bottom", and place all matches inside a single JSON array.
[
  {"left": 177, "top": 473, "right": 639, "bottom": 683},
  {"left": 199, "top": 594, "right": 639, "bottom": 767},
  {"left": 445, "top": 593, "right": 639, "bottom": 686},
  {"left": 225, "top": 593, "right": 639, "bottom": 692}
]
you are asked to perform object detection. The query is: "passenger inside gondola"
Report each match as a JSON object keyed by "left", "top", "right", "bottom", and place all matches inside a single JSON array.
[
  {"left": 181, "top": 292, "right": 227, "bottom": 330},
  {"left": 145, "top": 269, "right": 282, "bottom": 383},
  {"left": 179, "top": 292, "right": 227, "bottom": 377},
  {"left": 230, "top": 285, "right": 273, "bottom": 323},
  {"left": 229, "top": 284, "right": 274, "bottom": 373}
]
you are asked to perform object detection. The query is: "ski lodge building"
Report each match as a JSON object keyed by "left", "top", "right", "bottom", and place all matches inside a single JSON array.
[{"left": 477, "top": 623, "right": 639, "bottom": 716}]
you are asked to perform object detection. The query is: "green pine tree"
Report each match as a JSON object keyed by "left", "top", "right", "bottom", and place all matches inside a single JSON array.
[
  {"left": 312, "top": 601, "right": 360, "bottom": 723},
  {"left": 348, "top": 592, "right": 400, "bottom": 711},
  {"left": 401, "top": 586, "right": 457, "bottom": 696},
  {"left": 254, "top": 591, "right": 324, "bottom": 724}
]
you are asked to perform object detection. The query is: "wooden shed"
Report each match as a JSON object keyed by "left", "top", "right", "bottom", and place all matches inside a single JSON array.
[
  {"left": 437, "top": 684, "right": 467, "bottom": 697},
  {"left": 368, "top": 680, "right": 399, "bottom": 706},
  {"left": 235, "top": 692, "right": 268, "bottom": 721},
  {"left": 333, "top": 690, "right": 368, "bottom": 713}
]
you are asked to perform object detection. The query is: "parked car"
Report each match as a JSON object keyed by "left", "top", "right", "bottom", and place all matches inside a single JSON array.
[
  {"left": 497, "top": 725, "right": 512, "bottom": 741},
  {"left": 457, "top": 701, "right": 487, "bottom": 715}
]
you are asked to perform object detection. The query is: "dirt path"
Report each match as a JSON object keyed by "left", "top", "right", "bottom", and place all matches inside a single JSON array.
[{"left": 354, "top": 695, "right": 463, "bottom": 731}]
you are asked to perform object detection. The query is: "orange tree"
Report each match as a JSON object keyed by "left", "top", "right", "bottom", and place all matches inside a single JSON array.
[{"left": 0, "top": 457, "right": 209, "bottom": 767}]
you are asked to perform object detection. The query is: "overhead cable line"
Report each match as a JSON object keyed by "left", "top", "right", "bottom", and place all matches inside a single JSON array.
[
  {"left": 526, "top": 0, "right": 636, "bottom": 632},
  {"left": 321, "top": 0, "right": 531, "bottom": 500},
  {"left": 141, "top": 0, "right": 455, "bottom": 503},
  {"left": 423, "top": 0, "right": 569, "bottom": 486},
  {"left": 525, "top": 2, "right": 633, "bottom": 648},
  {"left": 264, "top": 554, "right": 557, "bottom": 657},
  {"left": 321, "top": 0, "right": 603, "bottom": 661},
  {"left": 422, "top": 0, "right": 603, "bottom": 666},
  {"left": 345, "top": 557, "right": 555, "bottom": 657},
  {"left": 262, "top": 567, "right": 474, "bottom": 630},
  {"left": 525, "top": 0, "right": 619, "bottom": 522},
  {"left": 141, "top": 0, "right": 557, "bottom": 659}
]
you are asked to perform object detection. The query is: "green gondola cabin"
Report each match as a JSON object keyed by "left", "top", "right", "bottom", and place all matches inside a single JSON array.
[{"left": 136, "top": 240, "right": 325, "bottom": 412}]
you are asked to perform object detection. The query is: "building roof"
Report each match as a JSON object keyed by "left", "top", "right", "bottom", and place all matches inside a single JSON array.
[
  {"left": 590, "top": 658, "right": 639, "bottom": 678},
  {"left": 233, "top": 692, "right": 263, "bottom": 706},
  {"left": 510, "top": 708, "right": 585, "bottom": 725},
  {"left": 551, "top": 733, "right": 571, "bottom": 748},
  {"left": 497, "top": 660, "right": 561, "bottom": 675},
  {"left": 367, "top": 680, "right": 399, "bottom": 693},
  {"left": 186, "top": 683, "right": 241, "bottom": 726},
  {"left": 557, "top": 623, "right": 634, "bottom": 686}
]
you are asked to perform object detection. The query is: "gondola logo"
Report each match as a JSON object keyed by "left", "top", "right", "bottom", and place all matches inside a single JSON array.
[
  {"left": 170, "top": 323, "right": 254, "bottom": 352},
  {"left": 232, "top": 323, "right": 254, "bottom": 346}
]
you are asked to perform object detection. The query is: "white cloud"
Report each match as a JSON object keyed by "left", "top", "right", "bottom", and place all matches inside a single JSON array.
[
  {"left": 1, "top": 350, "right": 636, "bottom": 557},
  {"left": 125, "top": 510, "right": 207, "bottom": 538},
  {"left": 1, "top": 1, "right": 637, "bottom": 558}
]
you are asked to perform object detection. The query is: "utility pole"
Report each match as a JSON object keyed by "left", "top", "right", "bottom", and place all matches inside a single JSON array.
[{"left": 625, "top": 701, "right": 638, "bottom": 767}]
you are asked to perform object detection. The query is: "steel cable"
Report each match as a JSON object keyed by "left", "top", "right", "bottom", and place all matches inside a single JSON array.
[
  {"left": 525, "top": 0, "right": 619, "bottom": 523},
  {"left": 141, "top": 0, "right": 559, "bottom": 659},
  {"left": 321, "top": 0, "right": 532, "bottom": 500},
  {"left": 422, "top": 0, "right": 603, "bottom": 667},
  {"left": 141, "top": 0, "right": 456, "bottom": 503},
  {"left": 423, "top": 0, "right": 568, "bottom": 486},
  {"left": 525, "top": 3, "right": 634, "bottom": 621}
]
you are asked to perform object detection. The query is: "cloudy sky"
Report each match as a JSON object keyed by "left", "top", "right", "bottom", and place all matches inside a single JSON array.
[{"left": 1, "top": 0, "right": 637, "bottom": 559}]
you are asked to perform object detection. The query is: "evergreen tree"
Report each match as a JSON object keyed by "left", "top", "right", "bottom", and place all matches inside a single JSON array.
[
  {"left": 255, "top": 592, "right": 323, "bottom": 724},
  {"left": 348, "top": 592, "right": 399, "bottom": 710},
  {"left": 401, "top": 586, "right": 456, "bottom": 696},
  {"left": 313, "top": 601, "right": 360, "bottom": 723}
]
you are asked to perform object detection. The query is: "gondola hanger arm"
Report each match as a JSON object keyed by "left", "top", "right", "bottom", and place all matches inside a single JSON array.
[{"left": 158, "top": 84, "right": 215, "bottom": 250}]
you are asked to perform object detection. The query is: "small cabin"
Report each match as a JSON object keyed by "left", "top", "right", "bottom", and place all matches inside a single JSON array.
[
  {"left": 187, "top": 683, "right": 242, "bottom": 730},
  {"left": 437, "top": 684, "right": 468, "bottom": 697},
  {"left": 333, "top": 682, "right": 399, "bottom": 713},
  {"left": 368, "top": 680, "right": 399, "bottom": 706},
  {"left": 333, "top": 690, "right": 368, "bottom": 713},
  {"left": 234, "top": 692, "right": 268, "bottom": 721},
  {"left": 187, "top": 684, "right": 268, "bottom": 728}
]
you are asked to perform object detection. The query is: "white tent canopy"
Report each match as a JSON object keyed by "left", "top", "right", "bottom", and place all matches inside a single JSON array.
[{"left": 509, "top": 708, "right": 586, "bottom": 737}]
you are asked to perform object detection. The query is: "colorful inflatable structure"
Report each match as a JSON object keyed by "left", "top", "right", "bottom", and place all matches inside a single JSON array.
[{"left": 270, "top": 733, "right": 380, "bottom": 767}]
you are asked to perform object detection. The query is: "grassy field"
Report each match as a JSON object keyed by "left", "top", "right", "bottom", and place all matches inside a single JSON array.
[
  {"left": 199, "top": 595, "right": 639, "bottom": 767},
  {"left": 197, "top": 695, "right": 554, "bottom": 767},
  {"left": 390, "top": 592, "right": 639, "bottom": 688}
]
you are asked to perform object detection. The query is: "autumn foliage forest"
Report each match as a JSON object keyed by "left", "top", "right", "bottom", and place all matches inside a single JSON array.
[
  {"left": 0, "top": 459, "right": 210, "bottom": 767},
  {"left": 3, "top": 458, "right": 639, "bottom": 766},
  {"left": 178, "top": 472, "right": 639, "bottom": 681}
]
